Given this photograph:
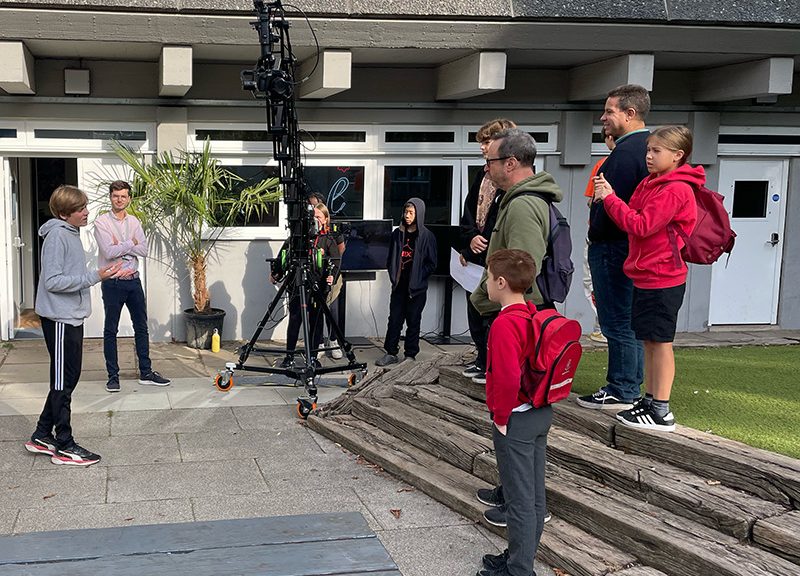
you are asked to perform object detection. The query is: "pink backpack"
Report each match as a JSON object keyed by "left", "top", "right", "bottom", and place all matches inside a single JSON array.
[
  {"left": 670, "top": 184, "right": 736, "bottom": 265},
  {"left": 510, "top": 304, "right": 583, "bottom": 408}
]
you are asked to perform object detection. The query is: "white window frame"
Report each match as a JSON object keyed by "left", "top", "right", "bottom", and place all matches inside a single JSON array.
[
  {"left": 188, "top": 123, "right": 377, "bottom": 155},
  {"left": 377, "top": 157, "right": 462, "bottom": 225},
  {"left": 23, "top": 121, "right": 154, "bottom": 154},
  {"left": 463, "top": 124, "right": 559, "bottom": 154},
  {"left": 0, "top": 122, "right": 26, "bottom": 153},
  {"left": 718, "top": 126, "right": 800, "bottom": 157}
]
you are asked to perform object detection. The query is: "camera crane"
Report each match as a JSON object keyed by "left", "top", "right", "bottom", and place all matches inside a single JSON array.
[{"left": 214, "top": 0, "right": 367, "bottom": 418}]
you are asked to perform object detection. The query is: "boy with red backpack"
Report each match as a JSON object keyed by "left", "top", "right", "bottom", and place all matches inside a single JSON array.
[{"left": 477, "top": 249, "right": 554, "bottom": 576}]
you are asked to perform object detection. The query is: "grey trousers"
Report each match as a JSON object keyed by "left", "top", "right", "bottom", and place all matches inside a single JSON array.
[{"left": 492, "top": 405, "right": 553, "bottom": 576}]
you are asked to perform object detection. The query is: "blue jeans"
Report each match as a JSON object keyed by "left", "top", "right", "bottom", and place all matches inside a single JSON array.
[
  {"left": 101, "top": 277, "right": 152, "bottom": 379},
  {"left": 588, "top": 241, "right": 643, "bottom": 402}
]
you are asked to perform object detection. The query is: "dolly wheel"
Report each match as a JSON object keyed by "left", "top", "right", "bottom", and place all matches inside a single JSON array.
[
  {"left": 347, "top": 373, "right": 357, "bottom": 388},
  {"left": 296, "top": 398, "right": 317, "bottom": 419},
  {"left": 215, "top": 372, "right": 234, "bottom": 392}
]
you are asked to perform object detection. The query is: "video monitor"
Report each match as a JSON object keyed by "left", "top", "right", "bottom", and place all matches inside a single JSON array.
[{"left": 334, "top": 219, "right": 393, "bottom": 272}]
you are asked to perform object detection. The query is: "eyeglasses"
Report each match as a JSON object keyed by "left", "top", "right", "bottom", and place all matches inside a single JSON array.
[{"left": 485, "top": 156, "right": 511, "bottom": 166}]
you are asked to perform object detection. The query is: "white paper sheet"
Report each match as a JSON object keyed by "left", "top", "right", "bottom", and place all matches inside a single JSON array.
[{"left": 449, "top": 248, "right": 484, "bottom": 293}]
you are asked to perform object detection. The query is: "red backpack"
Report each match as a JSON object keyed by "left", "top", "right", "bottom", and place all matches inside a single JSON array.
[
  {"left": 510, "top": 304, "right": 583, "bottom": 408},
  {"left": 670, "top": 184, "right": 736, "bottom": 265}
]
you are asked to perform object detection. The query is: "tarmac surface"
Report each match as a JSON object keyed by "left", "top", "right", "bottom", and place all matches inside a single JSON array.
[{"left": 2, "top": 329, "right": 799, "bottom": 576}]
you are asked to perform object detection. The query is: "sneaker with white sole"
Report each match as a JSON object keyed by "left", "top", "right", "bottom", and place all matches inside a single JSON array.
[
  {"left": 106, "top": 376, "right": 120, "bottom": 393},
  {"left": 375, "top": 353, "right": 399, "bottom": 367},
  {"left": 139, "top": 371, "right": 170, "bottom": 386},
  {"left": 330, "top": 340, "right": 343, "bottom": 360},
  {"left": 472, "top": 374, "right": 486, "bottom": 385},
  {"left": 483, "top": 506, "right": 507, "bottom": 527},
  {"left": 588, "top": 330, "right": 607, "bottom": 344},
  {"left": 461, "top": 364, "right": 484, "bottom": 378},
  {"left": 24, "top": 435, "right": 57, "bottom": 456},
  {"left": 51, "top": 443, "right": 101, "bottom": 466},
  {"left": 476, "top": 485, "right": 503, "bottom": 507},
  {"left": 576, "top": 389, "right": 635, "bottom": 410},
  {"left": 616, "top": 403, "right": 676, "bottom": 432}
]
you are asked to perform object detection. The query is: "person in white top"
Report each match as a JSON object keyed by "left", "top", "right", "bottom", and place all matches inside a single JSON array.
[{"left": 93, "top": 180, "right": 170, "bottom": 392}]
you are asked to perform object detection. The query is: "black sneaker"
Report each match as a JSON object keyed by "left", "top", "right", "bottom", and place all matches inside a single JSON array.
[
  {"left": 617, "top": 403, "right": 676, "bottom": 432},
  {"left": 278, "top": 354, "right": 293, "bottom": 369},
  {"left": 106, "top": 376, "right": 120, "bottom": 393},
  {"left": 477, "top": 569, "right": 510, "bottom": 576},
  {"left": 375, "top": 353, "right": 399, "bottom": 367},
  {"left": 576, "top": 389, "right": 635, "bottom": 410},
  {"left": 482, "top": 549, "right": 508, "bottom": 571},
  {"left": 476, "top": 485, "right": 504, "bottom": 507},
  {"left": 461, "top": 364, "right": 484, "bottom": 378},
  {"left": 139, "top": 371, "right": 170, "bottom": 386},
  {"left": 544, "top": 511, "right": 552, "bottom": 523},
  {"left": 483, "top": 506, "right": 507, "bottom": 527},
  {"left": 24, "top": 435, "right": 57, "bottom": 456},
  {"left": 51, "top": 443, "right": 101, "bottom": 466}
]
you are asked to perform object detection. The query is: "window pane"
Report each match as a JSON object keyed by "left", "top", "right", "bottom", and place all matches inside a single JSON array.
[
  {"left": 468, "top": 130, "right": 550, "bottom": 144},
  {"left": 33, "top": 129, "right": 146, "bottom": 141},
  {"left": 732, "top": 180, "right": 768, "bottom": 219},
  {"left": 383, "top": 166, "right": 452, "bottom": 225},
  {"left": 304, "top": 166, "right": 364, "bottom": 220},
  {"left": 223, "top": 165, "right": 281, "bottom": 227},
  {"left": 385, "top": 131, "right": 455, "bottom": 143},
  {"left": 0, "top": 128, "right": 17, "bottom": 139}
]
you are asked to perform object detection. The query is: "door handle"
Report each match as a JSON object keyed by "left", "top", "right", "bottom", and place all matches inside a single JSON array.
[
  {"left": 12, "top": 236, "right": 24, "bottom": 248},
  {"left": 768, "top": 233, "right": 779, "bottom": 246}
]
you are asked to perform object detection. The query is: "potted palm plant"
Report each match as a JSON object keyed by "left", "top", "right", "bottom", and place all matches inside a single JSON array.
[{"left": 111, "top": 139, "right": 281, "bottom": 348}]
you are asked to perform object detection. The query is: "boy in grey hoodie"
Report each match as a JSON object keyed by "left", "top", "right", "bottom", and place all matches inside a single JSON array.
[{"left": 25, "top": 185, "right": 120, "bottom": 466}]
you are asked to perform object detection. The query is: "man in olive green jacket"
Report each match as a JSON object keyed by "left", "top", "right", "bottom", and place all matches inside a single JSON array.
[{"left": 470, "top": 128, "right": 564, "bottom": 315}]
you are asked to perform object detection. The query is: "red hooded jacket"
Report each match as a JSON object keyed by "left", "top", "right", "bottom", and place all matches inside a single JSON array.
[
  {"left": 602, "top": 164, "right": 702, "bottom": 289},
  {"left": 485, "top": 301, "right": 536, "bottom": 426}
]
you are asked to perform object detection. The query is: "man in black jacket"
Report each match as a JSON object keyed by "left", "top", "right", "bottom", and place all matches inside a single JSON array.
[
  {"left": 578, "top": 84, "right": 650, "bottom": 410},
  {"left": 376, "top": 197, "right": 437, "bottom": 366}
]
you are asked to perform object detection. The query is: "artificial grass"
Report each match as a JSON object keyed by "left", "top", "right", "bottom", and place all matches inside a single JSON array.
[{"left": 572, "top": 345, "right": 800, "bottom": 459}]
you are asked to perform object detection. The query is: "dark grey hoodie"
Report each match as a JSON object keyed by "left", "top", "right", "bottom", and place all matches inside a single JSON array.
[{"left": 34, "top": 218, "right": 101, "bottom": 326}]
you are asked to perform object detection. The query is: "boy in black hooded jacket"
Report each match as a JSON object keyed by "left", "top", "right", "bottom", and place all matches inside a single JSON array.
[{"left": 376, "top": 197, "right": 437, "bottom": 366}]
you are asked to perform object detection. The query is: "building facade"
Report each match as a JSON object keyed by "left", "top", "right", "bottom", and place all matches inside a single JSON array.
[{"left": 1, "top": 1, "right": 799, "bottom": 343}]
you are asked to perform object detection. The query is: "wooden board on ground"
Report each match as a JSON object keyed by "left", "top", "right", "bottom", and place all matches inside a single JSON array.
[
  {"left": 615, "top": 425, "right": 800, "bottom": 507},
  {"left": 392, "top": 383, "right": 491, "bottom": 437},
  {"left": 351, "top": 396, "right": 493, "bottom": 473},
  {"left": 0, "top": 513, "right": 399, "bottom": 576},
  {"left": 752, "top": 509, "right": 800, "bottom": 564},
  {"left": 438, "top": 365, "right": 486, "bottom": 402}
]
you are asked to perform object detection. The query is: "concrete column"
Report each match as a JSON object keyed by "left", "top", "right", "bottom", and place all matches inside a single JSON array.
[
  {"left": 689, "top": 112, "right": 720, "bottom": 165},
  {"left": 157, "top": 107, "right": 188, "bottom": 156},
  {"left": 159, "top": 46, "right": 192, "bottom": 97},
  {"left": 298, "top": 50, "right": 352, "bottom": 99},
  {"left": 559, "top": 111, "right": 594, "bottom": 166},
  {"left": 0, "top": 41, "right": 35, "bottom": 94},
  {"left": 568, "top": 54, "right": 654, "bottom": 101},
  {"left": 436, "top": 52, "right": 506, "bottom": 100}
]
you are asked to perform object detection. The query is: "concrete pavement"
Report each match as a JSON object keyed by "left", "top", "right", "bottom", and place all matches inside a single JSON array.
[{"left": 2, "top": 329, "right": 798, "bottom": 575}]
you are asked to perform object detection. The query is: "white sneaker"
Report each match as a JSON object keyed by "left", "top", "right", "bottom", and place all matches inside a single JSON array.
[
  {"left": 330, "top": 339, "right": 343, "bottom": 359},
  {"left": 589, "top": 330, "right": 607, "bottom": 343}
]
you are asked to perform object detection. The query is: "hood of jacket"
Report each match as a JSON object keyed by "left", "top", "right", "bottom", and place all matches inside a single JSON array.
[
  {"left": 499, "top": 172, "right": 563, "bottom": 209},
  {"left": 39, "top": 217, "right": 78, "bottom": 239},
  {"left": 400, "top": 197, "right": 427, "bottom": 232},
  {"left": 644, "top": 163, "right": 706, "bottom": 191}
]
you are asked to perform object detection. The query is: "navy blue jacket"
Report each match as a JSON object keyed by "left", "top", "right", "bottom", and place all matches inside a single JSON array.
[
  {"left": 387, "top": 197, "right": 437, "bottom": 298},
  {"left": 588, "top": 129, "right": 650, "bottom": 243}
]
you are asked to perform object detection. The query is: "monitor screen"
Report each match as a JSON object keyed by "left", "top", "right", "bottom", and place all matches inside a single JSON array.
[{"left": 334, "top": 219, "right": 393, "bottom": 272}]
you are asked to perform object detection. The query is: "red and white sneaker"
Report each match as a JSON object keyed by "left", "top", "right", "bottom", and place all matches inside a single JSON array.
[
  {"left": 24, "top": 435, "right": 57, "bottom": 456},
  {"left": 50, "top": 443, "right": 101, "bottom": 466}
]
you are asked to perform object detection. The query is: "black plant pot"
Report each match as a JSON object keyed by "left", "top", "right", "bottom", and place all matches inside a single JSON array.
[{"left": 184, "top": 308, "right": 226, "bottom": 349}]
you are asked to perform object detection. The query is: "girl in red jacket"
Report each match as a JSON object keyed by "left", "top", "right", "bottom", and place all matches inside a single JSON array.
[{"left": 593, "top": 125, "right": 700, "bottom": 432}]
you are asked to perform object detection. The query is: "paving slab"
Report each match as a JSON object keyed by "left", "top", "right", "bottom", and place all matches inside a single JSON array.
[
  {"left": 73, "top": 390, "right": 173, "bottom": 412},
  {"left": 107, "top": 459, "right": 268, "bottom": 503},
  {"left": 168, "top": 383, "right": 289, "bottom": 409},
  {"left": 177, "top": 427, "right": 313, "bottom": 462},
  {"left": 1, "top": 465, "right": 108, "bottom": 510},
  {"left": 355, "top": 479, "right": 474, "bottom": 531},
  {"left": 0, "top": 440, "right": 34, "bottom": 473},
  {"left": 0, "top": 509, "right": 16, "bottom": 535},
  {"left": 0, "top": 397, "right": 51, "bottom": 416},
  {"left": 111, "top": 406, "right": 240, "bottom": 436},
  {"left": 191, "top": 488, "right": 383, "bottom": 532},
  {"left": 13, "top": 498, "right": 195, "bottom": 534},
  {"left": 30, "top": 433, "right": 181, "bottom": 469},
  {"left": 233, "top": 404, "right": 317, "bottom": 431}
]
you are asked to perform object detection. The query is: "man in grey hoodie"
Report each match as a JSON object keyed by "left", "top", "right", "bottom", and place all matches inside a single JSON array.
[{"left": 25, "top": 185, "right": 120, "bottom": 466}]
